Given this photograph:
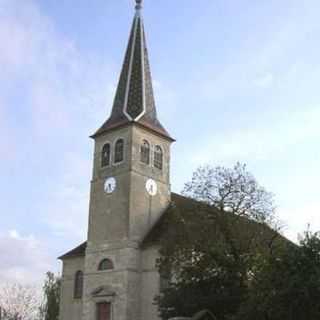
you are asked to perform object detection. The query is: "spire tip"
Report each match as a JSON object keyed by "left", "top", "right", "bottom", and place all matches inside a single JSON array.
[{"left": 135, "top": 0, "right": 142, "bottom": 10}]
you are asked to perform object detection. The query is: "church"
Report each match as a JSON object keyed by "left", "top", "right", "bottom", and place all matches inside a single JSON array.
[{"left": 59, "top": 1, "right": 183, "bottom": 319}]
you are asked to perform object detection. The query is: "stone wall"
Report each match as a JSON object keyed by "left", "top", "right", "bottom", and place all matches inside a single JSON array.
[
  {"left": 141, "top": 244, "right": 161, "bottom": 320},
  {"left": 82, "top": 242, "right": 141, "bottom": 320},
  {"left": 59, "top": 256, "right": 84, "bottom": 320}
]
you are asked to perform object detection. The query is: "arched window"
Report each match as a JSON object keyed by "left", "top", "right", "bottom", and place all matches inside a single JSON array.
[
  {"left": 101, "top": 143, "right": 111, "bottom": 167},
  {"left": 114, "top": 139, "right": 124, "bottom": 164},
  {"left": 140, "top": 140, "right": 150, "bottom": 164},
  {"left": 98, "top": 258, "right": 114, "bottom": 271},
  {"left": 74, "top": 270, "right": 83, "bottom": 299},
  {"left": 154, "top": 145, "right": 163, "bottom": 170}
]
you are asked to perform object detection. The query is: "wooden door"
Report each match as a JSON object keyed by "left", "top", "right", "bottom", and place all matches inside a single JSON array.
[{"left": 97, "top": 302, "right": 111, "bottom": 320}]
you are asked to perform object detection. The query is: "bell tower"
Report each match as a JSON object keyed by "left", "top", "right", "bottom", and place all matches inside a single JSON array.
[{"left": 82, "top": 1, "right": 174, "bottom": 320}]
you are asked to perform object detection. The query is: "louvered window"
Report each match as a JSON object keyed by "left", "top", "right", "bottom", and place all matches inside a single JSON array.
[
  {"left": 101, "top": 143, "right": 111, "bottom": 167},
  {"left": 154, "top": 145, "right": 163, "bottom": 170},
  {"left": 140, "top": 140, "right": 150, "bottom": 164},
  {"left": 114, "top": 139, "right": 124, "bottom": 163}
]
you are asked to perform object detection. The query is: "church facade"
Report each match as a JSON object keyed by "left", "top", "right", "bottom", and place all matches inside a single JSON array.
[{"left": 59, "top": 2, "right": 178, "bottom": 320}]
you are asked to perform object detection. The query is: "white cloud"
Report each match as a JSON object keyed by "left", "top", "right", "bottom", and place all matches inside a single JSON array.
[
  {"left": 192, "top": 1, "right": 320, "bottom": 104},
  {"left": 0, "top": 230, "right": 52, "bottom": 284},
  {"left": 8, "top": 230, "right": 20, "bottom": 240},
  {"left": 254, "top": 72, "right": 274, "bottom": 89},
  {"left": 191, "top": 106, "right": 320, "bottom": 164},
  {"left": 279, "top": 201, "right": 320, "bottom": 243},
  {"left": 42, "top": 152, "right": 91, "bottom": 241}
]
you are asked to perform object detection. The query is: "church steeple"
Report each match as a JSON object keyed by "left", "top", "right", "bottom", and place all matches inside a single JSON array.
[
  {"left": 86, "top": 0, "right": 173, "bottom": 246},
  {"left": 92, "top": 0, "right": 173, "bottom": 141},
  {"left": 59, "top": 4, "right": 174, "bottom": 320}
]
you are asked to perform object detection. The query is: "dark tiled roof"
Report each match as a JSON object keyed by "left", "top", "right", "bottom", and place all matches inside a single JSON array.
[
  {"left": 91, "top": 11, "right": 173, "bottom": 141},
  {"left": 58, "top": 242, "right": 87, "bottom": 260},
  {"left": 141, "top": 193, "right": 202, "bottom": 246}
]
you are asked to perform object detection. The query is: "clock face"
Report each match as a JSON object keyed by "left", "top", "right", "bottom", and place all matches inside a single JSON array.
[
  {"left": 146, "top": 179, "right": 157, "bottom": 196},
  {"left": 104, "top": 177, "right": 116, "bottom": 194}
]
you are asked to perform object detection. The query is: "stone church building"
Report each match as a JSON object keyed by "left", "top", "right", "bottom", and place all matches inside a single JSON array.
[{"left": 59, "top": 1, "right": 186, "bottom": 320}]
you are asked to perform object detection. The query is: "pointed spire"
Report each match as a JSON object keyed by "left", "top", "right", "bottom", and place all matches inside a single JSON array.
[{"left": 92, "top": 1, "right": 173, "bottom": 141}]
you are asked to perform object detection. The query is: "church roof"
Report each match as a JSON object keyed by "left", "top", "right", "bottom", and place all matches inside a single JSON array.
[
  {"left": 91, "top": 1, "right": 173, "bottom": 141},
  {"left": 58, "top": 193, "right": 190, "bottom": 260},
  {"left": 141, "top": 193, "right": 202, "bottom": 246},
  {"left": 58, "top": 193, "right": 284, "bottom": 260},
  {"left": 58, "top": 241, "right": 87, "bottom": 260}
]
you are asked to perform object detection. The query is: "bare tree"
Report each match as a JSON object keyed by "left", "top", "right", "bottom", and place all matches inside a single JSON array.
[
  {"left": 183, "top": 162, "right": 277, "bottom": 226},
  {"left": 0, "top": 283, "right": 41, "bottom": 320},
  {"left": 183, "top": 162, "right": 283, "bottom": 256}
]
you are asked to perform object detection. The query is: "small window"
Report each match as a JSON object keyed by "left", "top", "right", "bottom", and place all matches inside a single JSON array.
[
  {"left": 140, "top": 140, "right": 150, "bottom": 164},
  {"left": 154, "top": 145, "right": 163, "bottom": 170},
  {"left": 114, "top": 139, "right": 124, "bottom": 163},
  {"left": 98, "top": 259, "right": 114, "bottom": 271},
  {"left": 101, "top": 143, "right": 111, "bottom": 167},
  {"left": 74, "top": 270, "right": 83, "bottom": 299}
]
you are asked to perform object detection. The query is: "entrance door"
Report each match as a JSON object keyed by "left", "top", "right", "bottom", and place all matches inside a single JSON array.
[{"left": 97, "top": 302, "right": 111, "bottom": 320}]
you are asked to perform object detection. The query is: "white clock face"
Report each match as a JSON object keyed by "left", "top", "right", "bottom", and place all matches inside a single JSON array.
[
  {"left": 146, "top": 179, "right": 157, "bottom": 196},
  {"left": 104, "top": 177, "right": 116, "bottom": 194}
]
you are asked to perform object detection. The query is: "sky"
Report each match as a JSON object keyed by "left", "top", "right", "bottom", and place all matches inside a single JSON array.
[{"left": 0, "top": 0, "right": 320, "bottom": 284}]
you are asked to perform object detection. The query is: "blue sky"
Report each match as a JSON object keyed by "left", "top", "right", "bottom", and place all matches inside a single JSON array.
[{"left": 0, "top": 0, "right": 320, "bottom": 284}]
